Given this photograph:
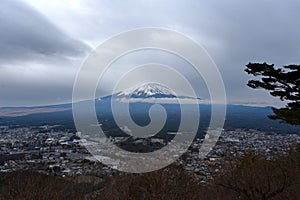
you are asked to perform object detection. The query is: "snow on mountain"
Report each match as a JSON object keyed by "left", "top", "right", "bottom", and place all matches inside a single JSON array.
[
  {"left": 109, "top": 83, "right": 202, "bottom": 104},
  {"left": 117, "top": 83, "right": 177, "bottom": 98}
]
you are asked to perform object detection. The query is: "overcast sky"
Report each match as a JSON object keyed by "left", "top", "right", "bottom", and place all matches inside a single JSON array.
[{"left": 1, "top": 0, "right": 299, "bottom": 107}]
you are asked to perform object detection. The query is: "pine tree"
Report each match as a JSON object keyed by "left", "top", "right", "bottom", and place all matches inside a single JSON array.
[{"left": 245, "top": 62, "right": 300, "bottom": 125}]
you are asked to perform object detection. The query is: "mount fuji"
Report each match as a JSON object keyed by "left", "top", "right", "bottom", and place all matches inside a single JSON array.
[
  {"left": 107, "top": 83, "right": 201, "bottom": 102},
  {"left": 1, "top": 81, "right": 299, "bottom": 135}
]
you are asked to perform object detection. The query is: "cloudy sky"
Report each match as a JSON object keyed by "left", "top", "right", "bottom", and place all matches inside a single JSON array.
[{"left": 0, "top": 0, "right": 299, "bottom": 107}]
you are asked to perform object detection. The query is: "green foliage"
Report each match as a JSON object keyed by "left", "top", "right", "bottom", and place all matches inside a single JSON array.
[
  {"left": 270, "top": 107, "right": 300, "bottom": 125},
  {"left": 245, "top": 62, "right": 300, "bottom": 125}
]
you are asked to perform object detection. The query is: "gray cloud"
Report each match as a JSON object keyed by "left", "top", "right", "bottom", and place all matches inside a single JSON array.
[
  {"left": 1, "top": 0, "right": 300, "bottom": 106},
  {"left": 91, "top": 0, "right": 300, "bottom": 107},
  {"left": 0, "top": 0, "right": 91, "bottom": 106},
  {"left": 0, "top": 0, "right": 90, "bottom": 64}
]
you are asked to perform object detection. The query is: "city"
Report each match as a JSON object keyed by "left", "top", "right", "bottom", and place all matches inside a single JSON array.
[{"left": 1, "top": 125, "right": 299, "bottom": 184}]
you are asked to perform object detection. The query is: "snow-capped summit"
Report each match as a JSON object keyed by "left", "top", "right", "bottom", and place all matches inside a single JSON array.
[
  {"left": 106, "top": 83, "right": 202, "bottom": 103},
  {"left": 118, "top": 83, "right": 176, "bottom": 98}
]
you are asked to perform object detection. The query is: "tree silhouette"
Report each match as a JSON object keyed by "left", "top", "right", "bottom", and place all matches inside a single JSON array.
[{"left": 245, "top": 62, "right": 300, "bottom": 125}]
